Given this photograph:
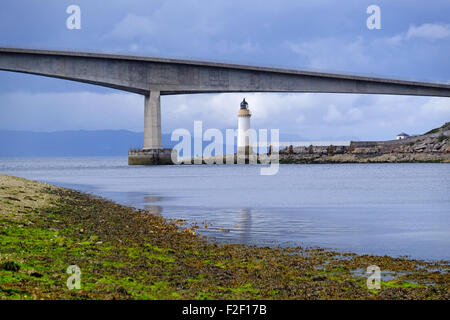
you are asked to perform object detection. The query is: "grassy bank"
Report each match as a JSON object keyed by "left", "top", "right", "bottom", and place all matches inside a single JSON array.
[{"left": 0, "top": 174, "right": 448, "bottom": 300}]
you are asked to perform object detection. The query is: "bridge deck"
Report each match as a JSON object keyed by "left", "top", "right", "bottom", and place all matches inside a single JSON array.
[{"left": 0, "top": 47, "right": 449, "bottom": 96}]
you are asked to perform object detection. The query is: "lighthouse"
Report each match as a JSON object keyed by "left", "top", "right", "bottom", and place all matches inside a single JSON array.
[{"left": 237, "top": 98, "right": 252, "bottom": 155}]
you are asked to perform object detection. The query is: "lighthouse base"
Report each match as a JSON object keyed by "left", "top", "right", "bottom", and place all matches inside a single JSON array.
[
  {"left": 237, "top": 146, "right": 254, "bottom": 154},
  {"left": 128, "top": 148, "right": 176, "bottom": 165},
  {"left": 237, "top": 146, "right": 256, "bottom": 164}
]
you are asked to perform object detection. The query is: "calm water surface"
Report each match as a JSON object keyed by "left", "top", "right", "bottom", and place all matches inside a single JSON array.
[{"left": 1, "top": 157, "right": 449, "bottom": 261}]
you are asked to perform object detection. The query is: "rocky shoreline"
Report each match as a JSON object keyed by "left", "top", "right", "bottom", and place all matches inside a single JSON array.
[
  {"left": 279, "top": 122, "right": 450, "bottom": 164},
  {"left": 0, "top": 174, "right": 449, "bottom": 300},
  {"left": 279, "top": 152, "right": 450, "bottom": 164}
]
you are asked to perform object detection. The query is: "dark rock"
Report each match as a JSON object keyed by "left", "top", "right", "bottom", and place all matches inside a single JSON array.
[
  {"left": 1, "top": 261, "right": 21, "bottom": 272},
  {"left": 3, "top": 196, "right": 20, "bottom": 201},
  {"left": 30, "top": 272, "right": 43, "bottom": 278},
  {"left": 312, "top": 275, "right": 327, "bottom": 282},
  {"left": 116, "top": 286, "right": 129, "bottom": 296}
]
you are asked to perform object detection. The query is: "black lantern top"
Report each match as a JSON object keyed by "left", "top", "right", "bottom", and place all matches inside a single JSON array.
[{"left": 240, "top": 98, "right": 248, "bottom": 110}]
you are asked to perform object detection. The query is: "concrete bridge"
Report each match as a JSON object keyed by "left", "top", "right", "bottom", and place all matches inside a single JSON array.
[{"left": 1, "top": 48, "right": 449, "bottom": 164}]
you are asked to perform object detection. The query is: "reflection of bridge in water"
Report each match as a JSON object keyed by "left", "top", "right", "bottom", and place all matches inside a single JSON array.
[{"left": 1, "top": 48, "right": 450, "bottom": 164}]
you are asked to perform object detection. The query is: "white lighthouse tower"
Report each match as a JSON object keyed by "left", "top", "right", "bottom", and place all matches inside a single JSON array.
[{"left": 237, "top": 98, "right": 252, "bottom": 155}]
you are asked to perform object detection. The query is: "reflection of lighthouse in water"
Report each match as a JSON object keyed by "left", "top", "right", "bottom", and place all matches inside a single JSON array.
[
  {"left": 238, "top": 208, "right": 252, "bottom": 244},
  {"left": 237, "top": 98, "right": 252, "bottom": 156}
]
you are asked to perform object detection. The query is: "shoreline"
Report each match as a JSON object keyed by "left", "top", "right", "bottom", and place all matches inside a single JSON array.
[
  {"left": 1, "top": 153, "right": 450, "bottom": 164},
  {"left": 278, "top": 152, "right": 450, "bottom": 164},
  {"left": 0, "top": 174, "right": 448, "bottom": 300}
]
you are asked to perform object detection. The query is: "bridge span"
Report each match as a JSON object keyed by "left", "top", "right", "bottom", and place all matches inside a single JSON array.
[{"left": 1, "top": 48, "right": 449, "bottom": 164}]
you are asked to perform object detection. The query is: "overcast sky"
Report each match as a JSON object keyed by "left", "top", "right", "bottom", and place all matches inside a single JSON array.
[{"left": 0, "top": 0, "right": 449, "bottom": 140}]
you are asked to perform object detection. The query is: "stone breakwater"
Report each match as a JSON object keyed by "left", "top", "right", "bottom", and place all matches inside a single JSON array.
[{"left": 279, "top": 122, "right": 450, "bottom": 164}]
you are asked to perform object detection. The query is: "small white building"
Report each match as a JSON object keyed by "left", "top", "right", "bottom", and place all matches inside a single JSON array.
[{"left": 396, "top": 132, "right": 410, "bottom": 140}]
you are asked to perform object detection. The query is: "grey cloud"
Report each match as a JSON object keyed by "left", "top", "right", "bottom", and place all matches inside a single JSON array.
[{"left": 0, "top": 0, "right": 449, "bottom": 141}]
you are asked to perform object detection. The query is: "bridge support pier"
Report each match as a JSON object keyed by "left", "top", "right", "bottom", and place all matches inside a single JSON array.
[
  {"left": 128, "top": 90, "right": 175, "bottom": 165},
  {"left": 144, "top": 90, "right": 162, "bottom": 149}
]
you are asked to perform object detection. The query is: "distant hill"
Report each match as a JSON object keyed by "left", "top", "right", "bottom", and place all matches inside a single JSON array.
[
  {"left": 0, "top": 129, "right": 320, "bottom": 157},
  {"left": 0, "top": 130, "right": 176, "bottom": 157},
  {"left": 0, "top": 130, "right": 236, "bottom": 157}
]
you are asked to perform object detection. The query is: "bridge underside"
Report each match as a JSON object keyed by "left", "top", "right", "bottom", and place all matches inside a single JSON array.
[{"left": 1, "top": 48, "right": 450, "bottom": 164}]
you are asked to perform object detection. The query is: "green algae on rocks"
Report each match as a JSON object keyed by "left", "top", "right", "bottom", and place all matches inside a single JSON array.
[{"left": 0, "top": 174, "right": 448, "bottom": 300}]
